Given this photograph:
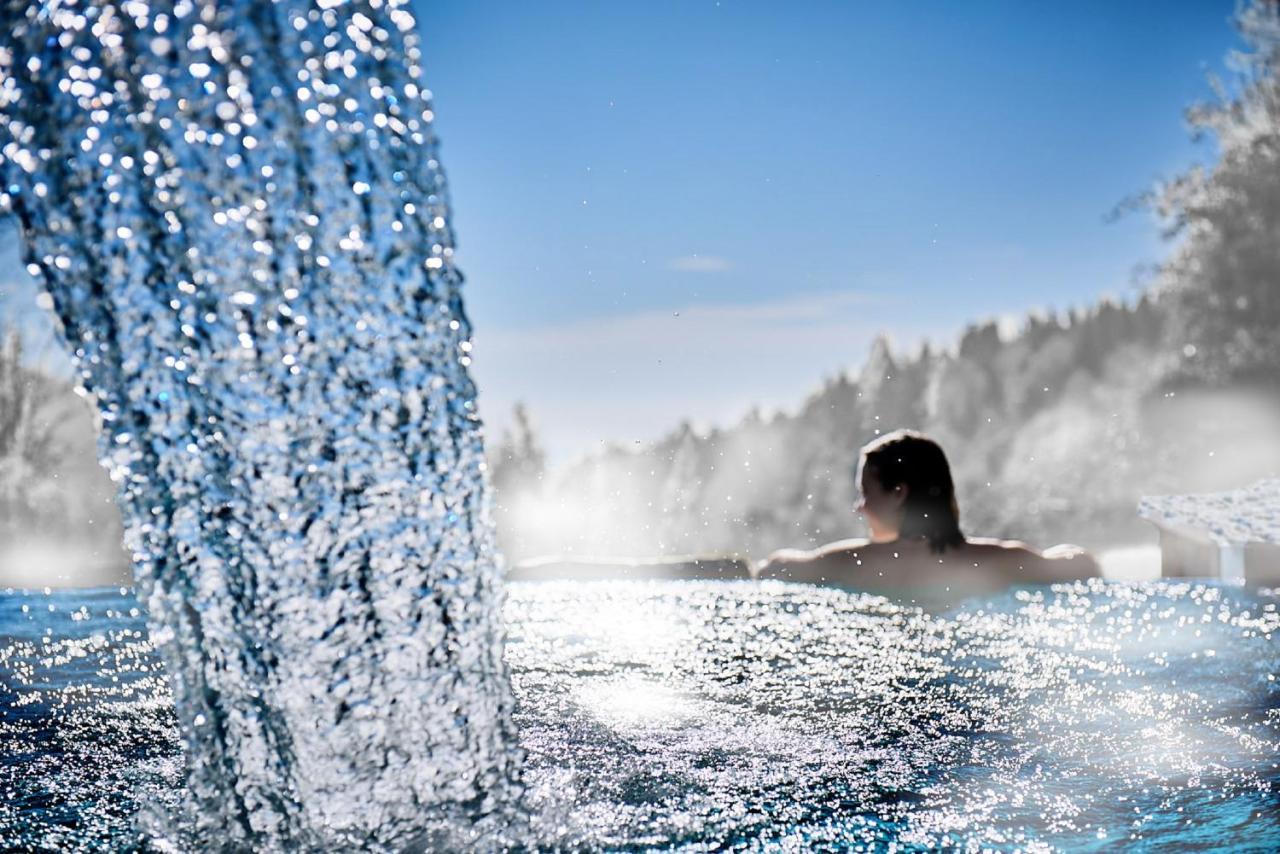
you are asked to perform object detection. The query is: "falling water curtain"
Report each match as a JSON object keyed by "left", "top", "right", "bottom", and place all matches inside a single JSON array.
[{"left": 0, "top": 0, "right": 520, "bottom": 847}]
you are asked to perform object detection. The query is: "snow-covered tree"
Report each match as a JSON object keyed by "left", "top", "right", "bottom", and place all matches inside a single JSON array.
[{"left": 1156, "top": 0, "right": 1280, "bottom": 379}]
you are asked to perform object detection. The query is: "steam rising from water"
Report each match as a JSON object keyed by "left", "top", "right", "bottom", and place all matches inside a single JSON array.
[{"left": 0, "top": 1, "right": 519, "bottom": 847}]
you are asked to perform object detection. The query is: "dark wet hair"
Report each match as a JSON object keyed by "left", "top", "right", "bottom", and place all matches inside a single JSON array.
[{"left": 859, "top": 429, "right": 965, "bottom": 553}]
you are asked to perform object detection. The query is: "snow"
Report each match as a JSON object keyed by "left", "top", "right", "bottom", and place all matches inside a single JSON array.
[{"left": 1138, "top": 479, "right": 1280, "bottom": 546}]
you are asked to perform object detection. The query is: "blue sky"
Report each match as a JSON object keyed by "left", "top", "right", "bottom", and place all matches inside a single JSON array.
[
  {"left": 412, "top": 0, "right": 1239, "bottom": 459},
  {"left": 0, "top": 1, "right": 1242, "bottom": 460}
]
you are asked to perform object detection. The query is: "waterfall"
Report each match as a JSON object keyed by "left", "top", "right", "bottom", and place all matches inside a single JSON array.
[{"left": 0, "top": 0, "right": 520, "bottom": 847}]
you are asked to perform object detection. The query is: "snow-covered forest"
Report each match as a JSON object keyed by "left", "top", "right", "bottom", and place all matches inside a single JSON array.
[{"left": 488, "top": 294, "right": 1278, "bottom": 563}]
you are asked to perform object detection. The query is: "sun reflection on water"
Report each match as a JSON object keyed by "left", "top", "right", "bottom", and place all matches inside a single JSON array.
[{"left": 578, "top": 678, "right": 692, "bottom": 728}]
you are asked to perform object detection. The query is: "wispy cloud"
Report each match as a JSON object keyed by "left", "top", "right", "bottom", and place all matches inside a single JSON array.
[
  {"left": 480, "top": 290, "right": 884, "bottom": 352},
  {"left": 667, "top": 255, "right": 733, "bottom": 273},
  {"left": 472, "top": 290, "right": 945, "bottom": 461}
]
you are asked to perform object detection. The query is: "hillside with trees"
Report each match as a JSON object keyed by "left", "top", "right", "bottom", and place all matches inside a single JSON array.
[{"left": 489, "top": 295, "right": 1216, "bottom": 562}]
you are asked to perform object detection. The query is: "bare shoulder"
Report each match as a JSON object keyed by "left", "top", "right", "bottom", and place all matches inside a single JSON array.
[
  {"left": 755, "top": 538, "right": 872, "bottom": 582},
  {"left": 963, "top": 537, "right": 1099, "bottom": 580},
  {"left": 814, "top": 537, "right": 873, "bottom": 559},
  {"left": 754, "top": 547, "right": 817, "bottom": 581}
]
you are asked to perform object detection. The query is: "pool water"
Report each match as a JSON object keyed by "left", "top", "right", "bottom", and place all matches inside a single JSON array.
[{"left": 3, "top": 580, "right": 1279, "bottom": 851}]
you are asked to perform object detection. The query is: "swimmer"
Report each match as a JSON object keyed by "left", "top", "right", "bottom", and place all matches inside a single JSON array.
[{"left": 755, "top": 429, "right": 1099, "bottom": 601}]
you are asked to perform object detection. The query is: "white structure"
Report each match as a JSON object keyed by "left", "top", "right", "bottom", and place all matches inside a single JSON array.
[{"left": 1139, "top": 479, "right": 1280, "bottom": 584}]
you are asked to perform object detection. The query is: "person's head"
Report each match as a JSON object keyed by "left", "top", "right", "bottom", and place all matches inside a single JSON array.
[{"left": 855, "top": 429, "right": 964, "bottom": 553}]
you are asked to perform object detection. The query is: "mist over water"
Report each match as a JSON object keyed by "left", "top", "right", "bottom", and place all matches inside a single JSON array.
[{"left": 0, "top": 1, "right": 519, "bottom": 847}]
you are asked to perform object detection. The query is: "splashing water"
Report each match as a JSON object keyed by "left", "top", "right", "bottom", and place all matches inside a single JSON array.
[{"left": 0, "top": 1, "right": 519, "bottom": 847}]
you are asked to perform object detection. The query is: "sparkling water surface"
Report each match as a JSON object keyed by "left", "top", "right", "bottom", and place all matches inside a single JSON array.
[{"left": 3, "top": 579, "right": 1278, "bottom": 852}]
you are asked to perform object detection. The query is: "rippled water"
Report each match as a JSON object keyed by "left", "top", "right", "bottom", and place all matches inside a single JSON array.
[{"left": 4, "top": 579, "right": 1278, "bottom": 851}]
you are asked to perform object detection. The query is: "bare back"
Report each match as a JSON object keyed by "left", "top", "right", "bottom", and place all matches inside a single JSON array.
[{"left": 757, "top": 536, "right": 1098, "bottom": 605}]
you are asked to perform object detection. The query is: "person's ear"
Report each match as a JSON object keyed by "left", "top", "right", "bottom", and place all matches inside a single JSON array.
[{"left": 890, "top": 484, "right": 909, "bottom": 508}]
